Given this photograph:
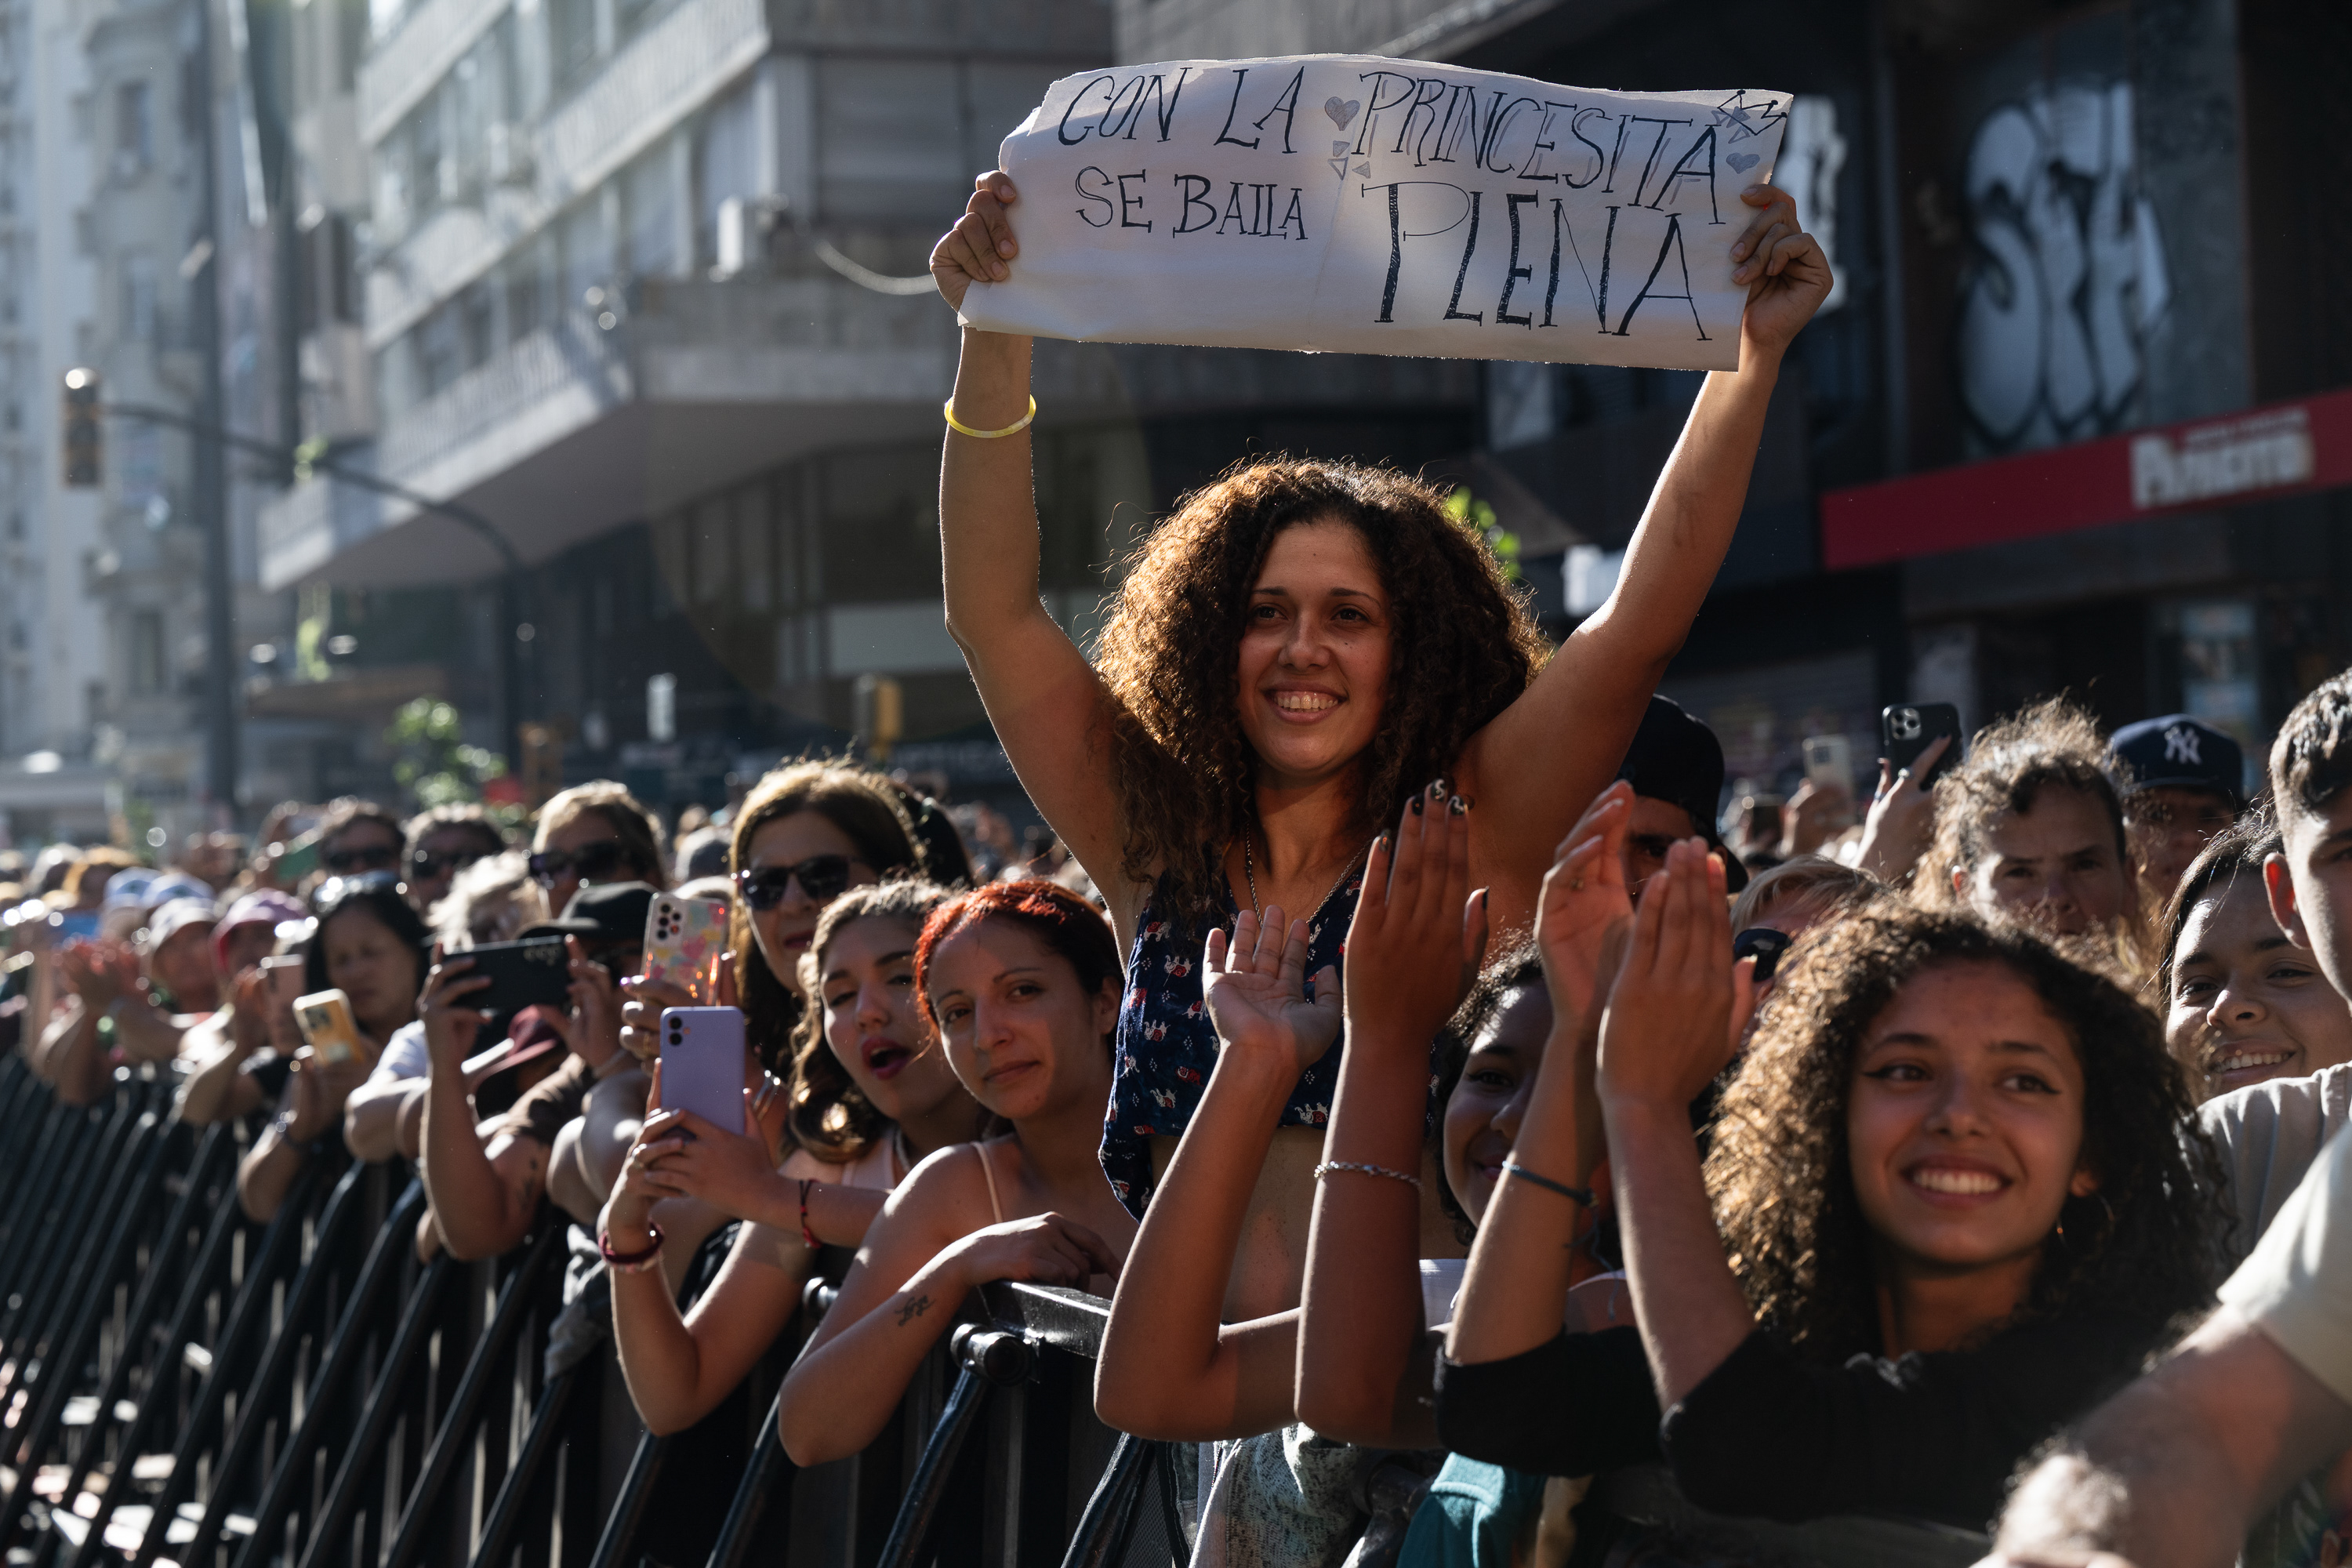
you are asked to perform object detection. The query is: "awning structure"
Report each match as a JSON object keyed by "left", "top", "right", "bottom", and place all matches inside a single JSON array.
[{"left": 1820, "top": 387, "right": 2352, "bottom": 571}]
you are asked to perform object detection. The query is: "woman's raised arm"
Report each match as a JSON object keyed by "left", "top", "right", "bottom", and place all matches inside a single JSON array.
[
  {"left": 932, "top": 174, "right": 1131, "bottom": 920},
  {"left": 1461, "top": 185, "right": 1831, "bottom": 909},
  {"left": 1095, "top": 906, "right": 1338, "bottom": 1439}
]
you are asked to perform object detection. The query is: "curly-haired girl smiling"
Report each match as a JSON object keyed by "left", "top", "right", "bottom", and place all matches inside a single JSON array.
[{"left": 1443, "top": 835, "right": 2220, "bottom": 1531}]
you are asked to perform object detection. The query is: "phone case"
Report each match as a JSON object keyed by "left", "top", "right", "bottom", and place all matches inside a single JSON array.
[
  {"left": 1802, "top": 735, "right": 1853, "bottom": 793},
  {"left": 462, "top": 937, "right": 575, "bottom": 1018},
  {"left": 660, "top": 1007, "right": 748, "bottom": 1133},
  {"left": 642, "top": 893, "right": 728, "bottom": 1002},
  {"left": 293, "top": 989, "right": 372, "bottom": 1067},
  {"left": 1882, "top": 703, "right": 1965, "bottom": 787}
]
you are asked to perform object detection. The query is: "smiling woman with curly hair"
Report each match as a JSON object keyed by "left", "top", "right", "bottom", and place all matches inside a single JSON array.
[
  {"left": 927, "top": 165, "right": 1835, "bottom": 1304},
  {"left": 1440, "top": 857, "right": 2223, "bottom": 1532}
]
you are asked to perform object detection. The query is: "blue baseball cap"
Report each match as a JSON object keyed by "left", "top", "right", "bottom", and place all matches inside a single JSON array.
[{"left": 2109, "top": 715, "right": 2245, "bottom": 806}]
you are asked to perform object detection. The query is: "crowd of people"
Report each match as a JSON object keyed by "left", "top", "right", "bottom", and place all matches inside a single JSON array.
[{"left": 0, "top": 169, "right": 2346, "bottom": 1567}]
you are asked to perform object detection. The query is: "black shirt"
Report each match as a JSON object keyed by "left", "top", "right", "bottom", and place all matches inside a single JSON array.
[
  {"left": 1436, "top": 1310, "right": 2168, "bottom": 1531},
  {"left": 1435, "top": 1325, "right": 1663, "bottom": 1477}
]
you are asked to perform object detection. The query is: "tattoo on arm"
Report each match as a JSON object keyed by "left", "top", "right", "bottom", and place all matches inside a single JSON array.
[{"left": 895, "top": 1294, "right": 932, "bottom": 1327}]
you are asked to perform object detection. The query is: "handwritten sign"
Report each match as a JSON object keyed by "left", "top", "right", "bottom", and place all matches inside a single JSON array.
[{"left": 958, "top": 56, "right": 1788, "bottom": 372}]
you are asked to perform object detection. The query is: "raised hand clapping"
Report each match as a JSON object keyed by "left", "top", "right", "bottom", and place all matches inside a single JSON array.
[{"left": 1202, "top": 906, "right": 1340, "bottom": 1077}]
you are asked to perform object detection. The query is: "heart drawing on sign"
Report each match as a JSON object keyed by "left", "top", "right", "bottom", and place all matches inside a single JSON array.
[
  {"left": 1325, "top": 97, "right": 1360, "bottom": 129},
  {"left": 1727, "top": 151, "right": 1761, "bottom": 173}
]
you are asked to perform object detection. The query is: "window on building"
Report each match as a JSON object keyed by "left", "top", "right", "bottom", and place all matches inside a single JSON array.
[
  {"left": 458, "top": 282, "right": 495, "bottom": 369},
  {"left": 696, "top": 84, "right": 757, "bottom": 266},
  {"left": 816, "top": 60, "right": 963, "bottom": 223},
  {"left": 114, "top": 79, "right": 151, "bottom": 176},
  {"left": 549, "top": 0, "right": 597, "bottom": 94},
  {"left": 622, "top": 147, "right": 676, "bottom": 278},
  {"left": 560, "top": 197, "right": 612, "bottom": 310},
  {"left": 417, "top": 306, "right": 462, "bottom": 396},
  {"left": 122, "top": 251, "right": 158, "bottom": 342},
  {"left": 502, "top": 234, "right": 552, "bottom": 338},
  {"left": 129, "top": 611, "right": 165, "bottom": 695}
]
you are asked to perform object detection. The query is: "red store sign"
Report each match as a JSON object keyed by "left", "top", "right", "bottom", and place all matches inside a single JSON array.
[{"left": 1819, "top": 387, "right": 2352, "bottom": 572}]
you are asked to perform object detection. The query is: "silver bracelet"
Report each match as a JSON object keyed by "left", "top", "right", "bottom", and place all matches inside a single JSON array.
[{"left": 1312, "top": 1160, "right": 1421, "bottom": 1190}]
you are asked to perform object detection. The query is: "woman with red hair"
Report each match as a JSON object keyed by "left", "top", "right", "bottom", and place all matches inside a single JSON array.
[{"left": 774, "top": 880, "right": 1137, "bottom": 1465}]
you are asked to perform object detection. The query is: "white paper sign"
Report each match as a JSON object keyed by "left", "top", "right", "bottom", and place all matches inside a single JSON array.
[{"left": 959, "top": 56, "right": 1788, "bottom": 372}]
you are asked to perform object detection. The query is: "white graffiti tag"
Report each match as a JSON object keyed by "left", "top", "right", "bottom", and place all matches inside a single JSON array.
[{"left": 1956, "top": 82, "right": 2171, "bottom": 453}]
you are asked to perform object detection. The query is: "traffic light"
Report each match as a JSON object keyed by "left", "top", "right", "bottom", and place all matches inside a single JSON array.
[
  {"left": 854, "top": 673, "right": 903, "bottom": 764},
  {"left": 61, "top": 368, "right": 101, "bottom": 488}
]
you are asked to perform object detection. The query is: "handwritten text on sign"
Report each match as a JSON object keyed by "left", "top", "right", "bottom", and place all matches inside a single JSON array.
[{"left": 957, "top": 56, "right": 1788, "bottom": 372}]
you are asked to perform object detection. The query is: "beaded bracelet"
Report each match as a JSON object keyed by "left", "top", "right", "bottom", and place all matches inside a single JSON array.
[
  {"left": 942, "top": 394, "right": 1037, "bottom": 440},
  {"left": 600, "top": 1221, "right": 665, "bottom": 1274},
  {"left": 1501, "top": 1160, "right": 1595, "bottom": 1208},
  {"left": 799, "top": 1178, "right": 818, "bottom": 1250},
  {"left": 1312, "top": 1160, "right": 1421, "bottom": 1190}
]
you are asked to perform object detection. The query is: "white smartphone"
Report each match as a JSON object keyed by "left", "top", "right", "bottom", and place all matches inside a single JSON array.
[
  {"left": 1802, "top": 734, "right": 1854, "bottom": 796},
  {"left": 659, "top": 1006, "right": 748, "bottom": 1134}
]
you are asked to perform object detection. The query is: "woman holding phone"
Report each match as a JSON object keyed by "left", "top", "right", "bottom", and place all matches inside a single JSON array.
[
  {"left": 927, "top": 167, "right": 1831, "bottom": 1305},
  {"left": 238, "top": 873, "right": 430, "bottom": 1221}
]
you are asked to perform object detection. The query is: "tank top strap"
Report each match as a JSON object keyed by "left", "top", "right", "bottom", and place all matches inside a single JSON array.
[{"left": 973, "top": 1141, "right": 1004, "bottom": 1225}]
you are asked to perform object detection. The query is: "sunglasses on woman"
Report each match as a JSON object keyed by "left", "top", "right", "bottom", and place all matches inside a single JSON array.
[
  {"left": 314, "top": 869, "right": 405, "bottom": 914},
  {"left": 408, "top": 846, "right": 490, "bottom": 881},
  {"left": 735, "top": 855, "right": 866, "bottom": 910},
  {"left": 527, "top": 840, "right": 639, "bottom": 888},
  {"left": 323, "top": 841, "right": 401, "bottom": 874}
]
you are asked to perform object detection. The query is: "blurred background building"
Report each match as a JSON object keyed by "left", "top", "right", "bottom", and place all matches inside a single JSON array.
[{"left": 4, "top": 0, "right": 2348, "bottom": 836}]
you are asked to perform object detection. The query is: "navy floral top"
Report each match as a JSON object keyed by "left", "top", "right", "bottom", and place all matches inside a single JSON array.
[{"left": 1100, "top": 858, "right": 1365, "bottom": 1218}]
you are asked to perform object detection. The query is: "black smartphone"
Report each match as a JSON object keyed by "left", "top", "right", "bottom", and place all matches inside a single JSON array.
[
  {"left": 1881, "top": 702, "right": 1964, "bottom": 789},
  {"left": 1733, "top": 927, "right": 1793, "bottom": 985},
  {"left": 459, "top": 937, "right": 574, "bottom": 1018}
]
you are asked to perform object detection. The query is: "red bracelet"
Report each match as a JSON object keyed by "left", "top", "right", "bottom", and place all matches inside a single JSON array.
[
  {"left": 599, "top": 1221, "right": 664, "bottom": 1274},
  {"left": 799, "top": 1178, "right": 818, "bottom": 1250}
]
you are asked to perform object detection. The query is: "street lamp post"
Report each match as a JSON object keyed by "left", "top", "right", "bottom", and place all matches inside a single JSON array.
[{"left": 67, "top": 392, "right": 529, "bottom": 795}]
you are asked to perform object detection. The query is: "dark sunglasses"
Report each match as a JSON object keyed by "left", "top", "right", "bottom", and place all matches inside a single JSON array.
[
  {"left": 735, "top": 855, "right": 864, "bottom": 910},
  {"left": 314, "top": 869, "right": 405, "bottom": 913},
  {"left": 1732, "top": 926, "right": 1794, "bottom": 985},
  {"left": 528, "top": 840, "right": 637, "bottom": 887},
  {"left": 323, "top": 842, "right": 401, "bottom": 874},
  {"left": 409, "top": 846, "right": 488, "bottom": 880}
]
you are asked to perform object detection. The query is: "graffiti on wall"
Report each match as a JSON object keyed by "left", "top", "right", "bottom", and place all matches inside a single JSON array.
[{"left": 1956, "top": 82, "right": 2171, "bottom": 453}]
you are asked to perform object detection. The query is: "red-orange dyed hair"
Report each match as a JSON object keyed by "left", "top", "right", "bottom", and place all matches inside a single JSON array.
[{"left": 914, "top": 880, "right": 1122, "bottom": 1043}]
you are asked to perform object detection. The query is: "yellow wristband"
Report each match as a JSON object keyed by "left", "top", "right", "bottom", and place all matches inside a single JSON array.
[{"left": 943, "top": 394, "right": 1036, "bottom": 440}]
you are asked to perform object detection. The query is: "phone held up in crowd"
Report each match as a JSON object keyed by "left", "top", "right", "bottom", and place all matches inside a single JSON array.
[{"left": 1882, "top": 702, "right": 1963, "bottom": 789}]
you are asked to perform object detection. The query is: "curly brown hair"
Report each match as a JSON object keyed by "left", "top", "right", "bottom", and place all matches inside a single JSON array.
[
  {"left": 1706, "top": 906, "right": 2220, "bottom": 1364},
  {"left": 1093, "top": 458, "right": 1549, "bottom": 929},
  {"left": 1915, "top": 697, "right": 2147, "bottom": 970},
  {"left": 785, "top": 880, "right": 954, "bottom": 1164}
]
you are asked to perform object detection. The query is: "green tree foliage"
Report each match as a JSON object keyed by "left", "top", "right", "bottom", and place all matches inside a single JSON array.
[
  {"left": 386, "top": 699, "right": 517, "bottom": 821},
  {"left": 1445, "top": 486, "right": 1521, "bottom": 583}
]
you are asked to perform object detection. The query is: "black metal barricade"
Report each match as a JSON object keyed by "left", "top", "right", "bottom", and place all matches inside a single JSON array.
[{"left": 0, "top": 1054, "right": 1992, "bottom": 1568}]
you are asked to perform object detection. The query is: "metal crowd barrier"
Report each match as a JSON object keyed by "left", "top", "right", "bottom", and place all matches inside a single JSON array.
[
  {"left": 0, "top": 1051, "right": 1987, "bottom": 1568},
  {"left": 0, "top": 1057, "right": 1189, "bottom": 1568}
]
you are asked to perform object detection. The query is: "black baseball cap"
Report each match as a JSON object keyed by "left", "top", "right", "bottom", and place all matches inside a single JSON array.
[
  {"left": 521, "top": 880, "right": 656, "bottom": 946},
  {"left": 2108, "top": 715, "right": 2245, "bottom": 808},
  {"left": 1617, "top": 696, "right": 1748, "bottom": 892}
]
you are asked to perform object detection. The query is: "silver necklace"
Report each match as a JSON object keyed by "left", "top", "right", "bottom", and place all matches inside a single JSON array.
[{"left": 1241, "top": 826, "right": 1364, "bottom": 924}]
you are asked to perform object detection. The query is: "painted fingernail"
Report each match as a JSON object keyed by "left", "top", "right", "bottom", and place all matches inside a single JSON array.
[
  {"left": 1410, "top": 794, "right": 1424, "bottom": 815},
  {"left": 1448, "top": 794, "right": 1467, "bottom": 817},
  {"left": 1376, "top": 833, "right": 1392, "bottom": 853}
]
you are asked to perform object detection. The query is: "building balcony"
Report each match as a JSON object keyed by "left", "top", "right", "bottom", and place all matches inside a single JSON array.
[{"left": 259, "top": 272, "right": 958, "bottom": 590}]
